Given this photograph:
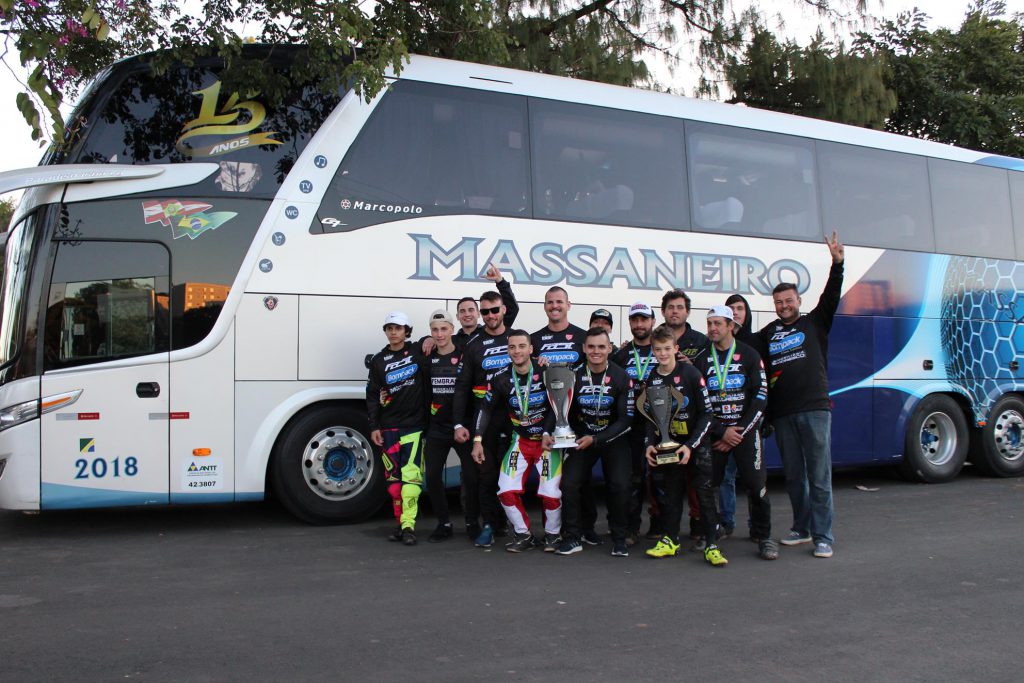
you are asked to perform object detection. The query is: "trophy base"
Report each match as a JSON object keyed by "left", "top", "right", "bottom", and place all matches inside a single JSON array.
[
  {"left": 654, "top": 451, "right": 681, "bottom": 465},
  {"left": 551, "top": 437, "right": 579, "bottom": 450}
]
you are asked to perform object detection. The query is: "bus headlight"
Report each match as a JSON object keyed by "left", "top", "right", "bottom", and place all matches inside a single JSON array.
[{"left": 0, "top": 399, "right": 39, "bottom": 432}]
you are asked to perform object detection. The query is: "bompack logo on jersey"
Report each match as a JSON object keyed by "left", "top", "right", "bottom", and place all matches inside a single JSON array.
[
  {"left": 481, "top": 345, "right": 511, "bottom": 370},
  {"left": 409, "top": 234, "right": 812, "bottom": 294},
  {"left": 384, "top": 355, "right": 417, "bottom": 384},
  {"left": 707, "top": 374, "right": 746, "bottom": 391},
  {"left": 768, "top": 331, "right": 805, "bottom": 356}
]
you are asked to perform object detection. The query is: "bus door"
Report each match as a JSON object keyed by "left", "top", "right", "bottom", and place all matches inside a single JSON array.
[{"left": 39, "top": 240, "right": 171, "bottom": 508}]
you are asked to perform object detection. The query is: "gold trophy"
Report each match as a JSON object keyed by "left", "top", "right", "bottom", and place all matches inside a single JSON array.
[{"left": 635, "top": 384, "right": 686, "bottom": 464}]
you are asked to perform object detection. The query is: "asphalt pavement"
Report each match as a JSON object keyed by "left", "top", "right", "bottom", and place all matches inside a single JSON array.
[{"left": 1, "top": 465, "right": 1021, "bottom": 682}]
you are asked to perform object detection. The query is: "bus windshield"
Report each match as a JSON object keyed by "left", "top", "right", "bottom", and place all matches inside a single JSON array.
[{"left": 0, "top": 215, "right": 38, "bottom": 370}]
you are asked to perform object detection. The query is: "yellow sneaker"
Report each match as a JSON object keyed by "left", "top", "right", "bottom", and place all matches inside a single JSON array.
[
  {"left": 645, "top": 536, "right": 680, "bottom": 558},
  {"left": 704, "top": 545, "right": 728, "bottom": 567}
]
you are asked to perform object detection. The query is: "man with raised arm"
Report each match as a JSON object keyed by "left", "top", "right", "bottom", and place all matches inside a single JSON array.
[
  {"left": 694, "top": 305, "right": 776, "bottom": 561},
  {"left": 452, "top": 291, "right": 513, "bottom": 546},
  {"left": 471, "top": 330, "right": 562, "bottom": 553},
  {"left": 757, "top": 231, "right": 845, "bottom": 559},
  {"left": 454, "top": 262, "right": 520, "bottom": 346},
  {"left": 556, "top": 327, "right": 635, "bottom": 557}
]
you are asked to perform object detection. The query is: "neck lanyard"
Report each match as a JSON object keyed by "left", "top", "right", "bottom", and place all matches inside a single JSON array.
[
  {"left": 711, "top": 340, "right": 736, "bottom": 398},
  {"left": 587, "top": 366, "right": 608, "bottom": 410},
  {"left": 631, "top": 343, "right": 654, "bottom": 381},
  {"left": 511, "top": 363, "right": 533, "bottom": 419}
]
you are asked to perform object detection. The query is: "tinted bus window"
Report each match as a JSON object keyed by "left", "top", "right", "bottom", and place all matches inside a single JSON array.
[
  {"left": 60, "top": 58, "right": 341, "bottom": 198},
  {"left": 56, "top": 197, "right": 265, "bottom": 349},
  {"left": 317, "top": 81, "right": 530, "bottom": 233},
  {"left": 44, "top": 241, "right": 170, "bottom": 369},
  {"left": 930, "top": 160, "right": 1014, "bottom": 259},
  {"left": 1009, "top": 171, "right": 1024, "bottom": 261},
  {"left": 818, "top": 142, "right": 935, "bottom": 252},
  {"left": 687, "top": 122, "right": 821, "bottom": 241},
  {"left": 0, "top": 216, "right": 38, "bottom": 368},
  {"left": 530, "top": 99, "right": 687, "bottom": 230}
]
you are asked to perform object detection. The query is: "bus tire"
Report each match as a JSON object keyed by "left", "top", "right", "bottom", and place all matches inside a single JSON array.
[
  {"left": 900, "top": 394, "right": 968, "bottom": 483},
  {"left": 970, "top": 394, "right": 1024, "bottom": 477},
  {"left": 271, "top": 404, "right": 385, "bottom": 524}
]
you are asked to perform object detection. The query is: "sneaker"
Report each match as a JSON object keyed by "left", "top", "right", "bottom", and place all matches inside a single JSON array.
[
  {"left": 611, "top": 541, "right": 629, "bottom": 557},
  {"left": 813, "top": 542, "right": 834, "bottom": 558},
  {"left": 387, "top": 526, "right": 403, "bottom": 542},
  {"left": 625, "top": 531, "right": 639, "bottom": 547},
  {"left": 645, "top": 536, "right": 680, "bottom": 558},
  {"left": 474, "top": 524, "right": 494, "bottom": 548},
  {"left": 543, "top": 533, "right": 562, "bottom": 553},
  {"left": 554, "top": 538, "right": 583, "bottom": 555},
  {"left": 401, "top": 528, "right": 417, "bottom": 546},
  {"left": 758, "top": 539, "right": 779, "bottom": 561},
  {"left": 582, "top": 529, "right": 603, "bottom": 546},
  {"left": 719, "top": 525, "right": 734, "bottom": 540},
  {"left": 704, "top": 544, "right": 728, "bottom": 566},
  {"left": 428, "top": 522, "right": 453, "bottom": 543},
  {"left": 466, "top": 522, "right": 481, "bottom": 542},
  {"left": 780, "top": 530, "right": 812, "bottom": 546},
  {"left": 505, "top": 531, "right": 535, "bottom": 553},
  {"left": 689, "top": 537, "right": 707, "bottom": 552},
  {"left": 644, "top": 522, "right": 663, "bottom": 540}
]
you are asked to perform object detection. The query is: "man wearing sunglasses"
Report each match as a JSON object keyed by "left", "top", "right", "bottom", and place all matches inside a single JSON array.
[
  {"left": 453, "top": 290, "right": 514, "bottom": 547},
  {"left": 454, "top": 262, "right": 520, "bottom": 346}
]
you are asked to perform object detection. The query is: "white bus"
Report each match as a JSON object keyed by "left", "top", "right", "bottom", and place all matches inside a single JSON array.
[{"left": 1, "top": 46, "right": 1022, "bottom": 523}]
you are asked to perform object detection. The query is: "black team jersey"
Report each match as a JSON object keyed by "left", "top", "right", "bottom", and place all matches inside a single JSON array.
[
  {"left": 474, "top": 363, "right": 555, "bottom": 441},
  {"left": 366, "top": 341, "right": 430, "bottom": 432},
  {"left": 641, "top": 362, "right": 713, "bottom": 451},
  {"left": 531, "top": 323, "right": 586, "bottom": 367},
  {"left": 757, "top": 262, "right": 844, "bottom": 417},
  {"left": 452, "top": 330, "right": 511, "bottom": 435},
  {"left": 612, "top": 340, "right": 659, "bottom": 385},
  {"left": 427, "top": 346, "right": 463, "bottom": 439},
  {"left": 693, "top": 340, "right": 768, "bottom": 439},
  {"left": 452, "top": 280, "right": 520, "bottom": 347},
  {"left": 570, "top": 363, "right": 635, "bottom": 446},
  {"left": 675, "top": 323, "right": 709, "bottom": 362}
]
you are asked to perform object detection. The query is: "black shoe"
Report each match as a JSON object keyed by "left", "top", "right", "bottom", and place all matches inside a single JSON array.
[
  {"left": 611, "top": 540, "right": 629, "bottom": 557},
  {"left": 720, "top": 525, "right": 735, "bottom": 540},
  {"left": 505, "top": 531, "right": 535, "bottom": 553},
  {"left": 555, "top": 538, "right": 583, "bottom": 555},
  {"left": 582, "top": 529, "right": 603, "bottom": 546},
  {"left": 387, "top": 526, "right": 403, "bottom": 542},
  {"left": 543, "top": 533, "right": 562, "bottom": 552},
  {"left": 644, "top": 522, "right": 663, "bottom": 540},
  {"left": 401, "top": 528, "right": 417, "bottom": 546},
  {"left": 428, "top": 522, "right": 453, "bottom": 543},
  {"left": 466, "top": 523, "right": 482, "bottom": 542}
]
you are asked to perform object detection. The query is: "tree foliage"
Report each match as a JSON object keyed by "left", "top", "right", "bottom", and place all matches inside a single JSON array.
[
  {"left": 1, "top": 0, "right": 866, "bottom": 148},
  {"left": 724, "top": 25, "right": 895, "bottom": 128},
  {"left": 0, "top": 196, "right": 15, "bottom": 231},
  {"left": 854, "top": 1, "right": 1024, "bottom": 156}
]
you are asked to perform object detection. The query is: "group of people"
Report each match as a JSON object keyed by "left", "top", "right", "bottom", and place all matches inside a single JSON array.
[{"left": 365, "top": 233, "right": 846, "bottom": 564}]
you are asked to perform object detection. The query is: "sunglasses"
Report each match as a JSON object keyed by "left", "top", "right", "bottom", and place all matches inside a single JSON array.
[{"left": 480, "top": 306, "right": 502, "bottom": 316}]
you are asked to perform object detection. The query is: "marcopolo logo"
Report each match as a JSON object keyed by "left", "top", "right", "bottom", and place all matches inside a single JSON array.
[{"left": 341, "top": 199, "right": 424, "bottom": 215}]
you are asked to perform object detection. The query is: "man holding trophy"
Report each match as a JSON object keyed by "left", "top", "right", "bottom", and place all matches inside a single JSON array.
[
  {"left": 638, "top": 326, "right": 721, "bottom": 565},
  {"left": 554, "top": 328, "right": 636, "bottom": 558},
  {"left": 471, "top": 330, "right": 562, "bottom": 553}
]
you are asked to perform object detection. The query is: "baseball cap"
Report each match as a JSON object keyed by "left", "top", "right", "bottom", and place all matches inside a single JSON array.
[
  {"left": 628, "top": 301, "right": 654, "bottom": 318},
  {"left": 590, "top": 308, "right": 614, "bottom": 325},
  {"left": 383, "top": 311, "right": 410, "bottom": 328},
  {"left": 428, "top": 309, "right": 454, "bottom": 326},
  {"left": 706, "top": 304, "right": 734, "bottom": 322}
]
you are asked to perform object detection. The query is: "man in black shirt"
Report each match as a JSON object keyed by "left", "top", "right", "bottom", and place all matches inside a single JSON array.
[
  {"left": 453, "top": 290, "right": 513, "bottom": 547},
  {"left": 694, "top": 305, "right": 776, "bottom": 561},
  {"left": 757, "top": 232, "right": 844, "bottom": 559},
  {"left": 555, "top": 328, "right": 635, "bottom": 557},
  {"left": 471, "top": 330, "right": 561, "bottom": 553},
  {"left": 531, "top": 286, "right": 586, "bottom": 366},
  {"left": 366, "top": 311, "right": 431, "bottom": 545},
  {"left": 453, "top": 262, "right": 520, "bottom": 346}
]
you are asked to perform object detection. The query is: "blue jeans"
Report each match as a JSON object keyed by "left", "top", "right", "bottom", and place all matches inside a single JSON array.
[
  {"left": 718, "top": 454, "right": 737, "bottom": 529},
  {"left": 773, "top": 410, "right": 834, "bottom": 545}
]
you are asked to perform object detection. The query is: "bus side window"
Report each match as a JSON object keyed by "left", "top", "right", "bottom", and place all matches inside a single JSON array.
[
  {"left": 44, "top": 241, "right": 170, "bottom": 370},
  {"left": 1010, "top": 172, "right": 1024, "bottom": 262},
  {"left": 930, "top": 159, "right": 1015, "bottom": 259}
]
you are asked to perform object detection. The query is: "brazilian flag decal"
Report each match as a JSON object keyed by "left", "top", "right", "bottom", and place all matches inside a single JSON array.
[{"left": 79, "top": 438, "right": 95, "bottom": 453}]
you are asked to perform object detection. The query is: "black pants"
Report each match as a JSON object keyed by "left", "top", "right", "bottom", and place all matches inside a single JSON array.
[
  {"left": 425, "top": 436, "right": 475, "bottom": 527},
  {"left": 650, "top": 446, "right": 715, "bottom": 542},
  {"left": 712, "top": 432, "right": 771, "bottom": 540},
  {"left": 561, "top": 438, "right": 632, "bottom": 543},
  {"left": 476, "top": 431, "right": 506, "bottom": 529},
  {"left": 626, "top": 429, "right": 647, "bottom": 533}
]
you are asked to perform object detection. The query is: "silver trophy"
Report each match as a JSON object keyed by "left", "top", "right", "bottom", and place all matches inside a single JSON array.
[
  {"left": 543, "top": 363, "right": 578, "bottom": 449},
  {"left": 635, "top": 384, "right": 686, "bottom": 464}
]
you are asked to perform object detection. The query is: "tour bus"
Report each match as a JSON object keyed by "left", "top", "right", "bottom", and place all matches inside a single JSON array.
[{"left": 0, "top": 46, "right": 1022, "bottom": 523}]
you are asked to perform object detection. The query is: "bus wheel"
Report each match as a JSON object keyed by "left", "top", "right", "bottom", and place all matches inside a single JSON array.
[
  {"left": 271, "top": 404, "right": 384, "bottom": 524},
  {"left": 971, "top": 395, "right": 1024, "bottom": 477},
  {"left": 900, "top": 395, "right": 968, "bottom": 483}
]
